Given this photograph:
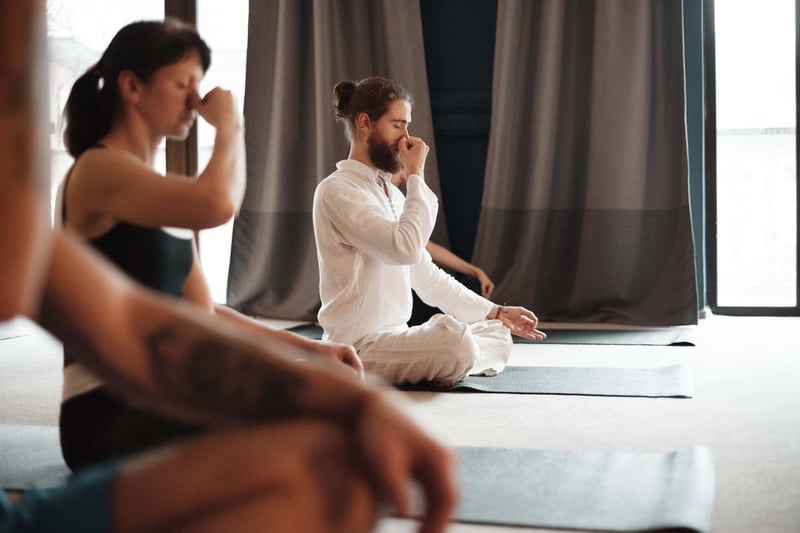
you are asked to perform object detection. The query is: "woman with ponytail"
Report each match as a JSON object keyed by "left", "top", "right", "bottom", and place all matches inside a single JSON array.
[
  {"left": 2, "top": 6, "right": 456, "bottom": 530},
  {"left": 56, "top": 18, "right": 363, "bottom": 471}
]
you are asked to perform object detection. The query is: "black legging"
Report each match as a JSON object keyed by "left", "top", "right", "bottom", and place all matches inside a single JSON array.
[{"left": 59, "top": 387, "right": 201, "bottom": 471}]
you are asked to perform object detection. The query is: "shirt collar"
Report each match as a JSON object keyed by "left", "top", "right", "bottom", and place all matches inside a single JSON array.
[{"left": 336, "top": 159, "right": 391, "bottom": 184}]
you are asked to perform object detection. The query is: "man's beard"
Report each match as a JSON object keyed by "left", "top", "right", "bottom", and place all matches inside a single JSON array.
[{"left": 367, "top": 131, "right": 402, "bottom": 173}]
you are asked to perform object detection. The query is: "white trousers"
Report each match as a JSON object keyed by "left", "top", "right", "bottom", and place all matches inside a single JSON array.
[{"left": 354, "top": 314, "right": 512, "bottom": 385}]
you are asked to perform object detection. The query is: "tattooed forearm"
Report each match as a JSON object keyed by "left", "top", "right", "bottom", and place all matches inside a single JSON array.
[
  {"left": 146, "top": 325, "right": 308, "bottom": 419},
  {"left": 0, "top": 0, "right": 47, "bottom": 187}
]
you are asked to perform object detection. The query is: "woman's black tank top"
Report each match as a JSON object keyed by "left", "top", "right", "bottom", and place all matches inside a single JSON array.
[
  {"left": 88, "top": 223, "right": 193, "bottom": 298},
  {"left": 58, "top": 146, "right": 194, "bottom": 364}
]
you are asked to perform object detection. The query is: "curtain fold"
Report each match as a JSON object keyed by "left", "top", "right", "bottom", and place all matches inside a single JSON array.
[
  {"left": 229, "top": 0, "right": 446, "bottom": 319},
  {"left": 473, "top": 0, "right": 697, "bottom": 325}
]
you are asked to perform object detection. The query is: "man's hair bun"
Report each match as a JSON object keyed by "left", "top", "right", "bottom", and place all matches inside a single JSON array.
[{"left": 333, "top": 80, "right": 357, "bottom": 119}]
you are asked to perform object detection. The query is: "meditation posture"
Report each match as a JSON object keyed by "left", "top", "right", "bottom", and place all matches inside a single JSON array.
[
  {"left": 56, "top": 19, "right": 364, "bottom": 470},
  {"left": 0, "top": 4, "right": 456, "bottom": 532},
  {"left": 313, "top": 76, "right": 546, "bottom": 386}
]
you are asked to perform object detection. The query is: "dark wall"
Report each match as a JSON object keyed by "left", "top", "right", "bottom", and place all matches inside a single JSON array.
[{"left": 420, "top": 0, "right": 497, "bottom": 261}]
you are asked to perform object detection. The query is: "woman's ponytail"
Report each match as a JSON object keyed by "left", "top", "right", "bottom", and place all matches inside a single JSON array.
[
  {"left": 62, "top": 18, "right": 211, "bottom": 159},
  {"left": 63, "top": 63, "right": 113, "bottom": 158}
]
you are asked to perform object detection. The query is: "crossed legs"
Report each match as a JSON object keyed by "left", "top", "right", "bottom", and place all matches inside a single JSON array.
[{"left": 356, "top": 314, "right": 512, "bottom": 385}]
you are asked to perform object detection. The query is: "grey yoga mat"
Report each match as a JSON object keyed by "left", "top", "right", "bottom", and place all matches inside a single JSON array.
[
  {"left": 516, "top": 327, "right": 696, "bottom": 346},
  {"left": 417, "top": 445, "right": 716, "bottom": 532},
  {"left": 401, "top": 363, "right": 694, "bottom": 398},
  {"left": 286, "top": 323, "right": 696, "bottom": 346},
  {"left": 3, "top": 428, "right": 716, "bottom": 533},
  {"left": 0, "top": 425, "right": 70, "bottom": 489}
]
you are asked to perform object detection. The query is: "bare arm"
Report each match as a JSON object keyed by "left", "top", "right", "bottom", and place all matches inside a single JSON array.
[
  {"left": 0, "top": 0, "right": 50, "bottom": 319},
  {"left": 212, "top": 305, "right": 365, "bottom": 378},
  {"left": 426, "top": 241, "right": 495, "bottom": 298},
  {"left": 180, "top": 242, "right": 364, "bottom": 377},
  {"left": 426, "top": 241, "right": 474, "bottom": 275},
  {"left": 39, "top": 232, "right": 458, "bottom": 528},
  {"left": 39, "top": 232, "right": 369, "bottom": 425},
  {"left": 65, "top": 89, "right": 245, "bottom": 233},
  {"left": 194, "top": 88, "right": 246, "bottom": 215}
]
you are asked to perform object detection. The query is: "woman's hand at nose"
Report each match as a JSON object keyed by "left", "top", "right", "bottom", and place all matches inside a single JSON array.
[{"left": 196, "top": 87, "right": 241, "bottom": 130}]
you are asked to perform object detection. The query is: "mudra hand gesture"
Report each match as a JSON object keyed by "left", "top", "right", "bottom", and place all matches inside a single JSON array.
[{"left": 489, "top": 305, "right": 546, "bottom": 341}]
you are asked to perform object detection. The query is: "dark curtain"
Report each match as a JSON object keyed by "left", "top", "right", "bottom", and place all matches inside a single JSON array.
[
  {"left": 228, "top": 0, "right": 447, "bottom": 319},
  {"left": 472, "top": 0, "right": 698, "bottom": 325}
]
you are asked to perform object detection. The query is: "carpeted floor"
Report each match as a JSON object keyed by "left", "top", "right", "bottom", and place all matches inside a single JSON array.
[{"left": 1, "top": 314, "right": 798, "bottom": 532}]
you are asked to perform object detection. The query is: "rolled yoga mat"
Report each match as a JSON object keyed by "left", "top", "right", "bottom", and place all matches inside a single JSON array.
[
  {"left": 400, "top": 363, "right": 694, "bottom": 398},
  {"left": 286, "top": 323, "right": 696, "bottom": 346},
  {"left": 0, "top": 425, "right": 70, "bottom": 490},
  {"left": 416, "top": 445, "right": 716, "bottom": 532}
]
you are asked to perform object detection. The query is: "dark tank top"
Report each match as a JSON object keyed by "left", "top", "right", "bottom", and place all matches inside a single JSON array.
[
  {"left": 59, "top": 145, "right": 194, "bottom": 298},
  {"left": 88, "top": 222, "right": 193, "bottom": 298},
  {"left": 60, "top": 222, "right": 193, "bottom": 367},
  {"left": 59, "top": 149, "right": 194, "bottom": 365}
]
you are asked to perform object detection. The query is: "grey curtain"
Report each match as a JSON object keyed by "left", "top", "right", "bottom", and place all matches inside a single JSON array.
[
  {"left": 472, "top": 0, "right": 697, "bottom": 325},
  {"left": 228, "top": 0, "right": 446, "bottom": 320}
]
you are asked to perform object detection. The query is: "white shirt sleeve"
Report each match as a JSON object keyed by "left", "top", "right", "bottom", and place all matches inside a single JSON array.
[
  {"left": 410, "top": 250, "right": 495, "bottom": 323},
  {"left": 316, "top": 173, "right": 438, "bottom": 265}
]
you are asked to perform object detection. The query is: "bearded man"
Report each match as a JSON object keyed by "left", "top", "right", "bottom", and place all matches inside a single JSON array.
[{"left": 312, "top": 76, "right": 545, "bottom": 386}]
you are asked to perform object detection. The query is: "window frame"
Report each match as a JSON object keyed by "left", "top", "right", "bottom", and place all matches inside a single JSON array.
[
  {"left": 164, "top": 0, "right": 198, "bottom": 177},
  {"left": 704, "top": 0, "right": 800, "bottom": 316}
]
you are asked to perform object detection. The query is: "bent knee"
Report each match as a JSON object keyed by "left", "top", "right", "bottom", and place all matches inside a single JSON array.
[{"left": 431, "top": 319, "right": 480, "bottom": 381}]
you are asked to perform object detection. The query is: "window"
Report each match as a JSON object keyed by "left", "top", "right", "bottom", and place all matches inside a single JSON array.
[
  {"left": 47, "top": 0, "right": 166, "bottom": 219},
  {"left": 196, "top": 0, "right": 249, "bottom": 303},
  {"left": 708, "top": 0, "right": 799, "bottom": 313}
]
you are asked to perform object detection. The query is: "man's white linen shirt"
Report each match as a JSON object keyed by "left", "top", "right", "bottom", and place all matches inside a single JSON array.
[{"left": 313, "top": 159, "right": 494, "bottom": 346}]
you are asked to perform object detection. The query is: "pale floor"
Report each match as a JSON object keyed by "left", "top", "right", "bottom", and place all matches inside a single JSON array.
[
  {"left": 375, "top": 314, "right": 800, "bottom": 533},
  {"left": 1, "top": 314, "right": 799, "bottom": 532}
]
